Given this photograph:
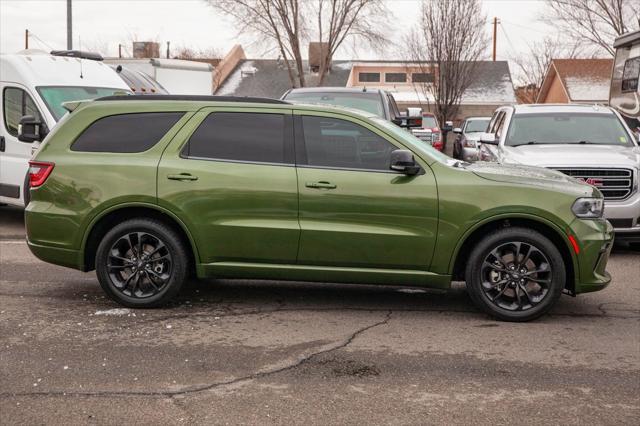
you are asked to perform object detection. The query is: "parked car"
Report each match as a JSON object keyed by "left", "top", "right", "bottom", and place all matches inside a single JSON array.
[
  {"left": 452, "top": 116, "right": 491, "bottom": 161},
  {"left": 25, "top": 95, "right": 613, "bottom": 321},
  {"left": 281, "top": 87, "right": 405, "bottom": 123},
  {"left": 109, "top": 64, "right": 169, "bottom": 95},
  {"left": 411, "top": 112, "right": 444, "bottom": 151},
  {"left": 0, "top": 49, "right": 130, "bottom": 207},
  {"left": 478, "top": 104, "right": 640, "bottom": 244}
]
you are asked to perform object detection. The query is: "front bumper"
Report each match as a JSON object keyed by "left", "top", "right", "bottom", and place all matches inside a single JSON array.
[{"left": 570, "top": 218, "right": 614, "bottom": 294}]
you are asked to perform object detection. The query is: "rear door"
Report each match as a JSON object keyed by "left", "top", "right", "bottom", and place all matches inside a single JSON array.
[
  {"left": 294, "top": 111, "right": 438, "bottom": 270},
  {"left": 0, "top": 84, "right": 44, "bottom": 205},
  {"left": 157, "top": 107, "right": 300, "bottom": 265}
]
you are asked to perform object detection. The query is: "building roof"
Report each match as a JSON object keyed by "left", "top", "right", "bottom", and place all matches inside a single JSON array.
[
  {"left": 216, "top": 59, "right": 352, "bottom": 98},
  {"left": 537, "top": 58, "right": 613, "bottom": 103},
  {"left": 216, "top": 59, "right": 516, "bottom": 105}
]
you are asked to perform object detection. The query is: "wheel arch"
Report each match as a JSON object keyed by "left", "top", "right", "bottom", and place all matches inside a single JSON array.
[
  {"left": 450, "top": 214, "right": 578, "bottom": 295},
  {"left": 80, "top": 203, "right": 199, "bottom": 272}
]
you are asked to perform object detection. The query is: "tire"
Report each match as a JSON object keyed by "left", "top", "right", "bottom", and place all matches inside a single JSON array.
[
  {"left": 465, "top": 227, "right": 565, "bottom": 322},
  {"left": 95, "top": 218, "right": 189, "bottom": 308}
]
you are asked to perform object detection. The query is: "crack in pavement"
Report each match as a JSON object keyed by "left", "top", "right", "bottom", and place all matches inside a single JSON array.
[{"left": 0, "top": 311, "right": 393, "bottom": 400}]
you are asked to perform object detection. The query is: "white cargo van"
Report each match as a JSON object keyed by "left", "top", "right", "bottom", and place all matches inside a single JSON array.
[{"left": 0, "top": 50, "right": 130, "bottom": 207}]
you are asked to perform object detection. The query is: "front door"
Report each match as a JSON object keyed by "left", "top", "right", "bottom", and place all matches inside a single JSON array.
[
  {"left": 158, "top": 108, "right": 300, "bottom": 265},
  {"left": 0, "top": 85, "right": 43, "bottom": 205},
  {"left": 294, "top": 113, "right": 438, "bottom": 270}
]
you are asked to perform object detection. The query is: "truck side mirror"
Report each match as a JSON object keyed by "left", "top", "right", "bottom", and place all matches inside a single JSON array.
[
  {"left": 18, "top": 115, "right": 48, "bottom": 143},
  {"left": 479, "top": 132, "right": 497, "bottom": 144},
  {"left": 442, "top": 121, "right": 454, "bottom": 132},
  {"left": 453, "top": 127, "right": 462, "bottom": 134},
  {"left": 392, "top": 116, "right": 422, "bottom": 129}
]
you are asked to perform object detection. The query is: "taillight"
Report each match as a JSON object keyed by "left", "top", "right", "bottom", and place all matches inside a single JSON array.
[
  {"left": 432, "top": 141, "right": 443, "bottom": 151},
  {"left": 29, "top": 161, "right": 55, "bottom": 188}
]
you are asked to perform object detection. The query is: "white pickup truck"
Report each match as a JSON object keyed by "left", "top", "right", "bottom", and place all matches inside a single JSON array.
[{"left": 478, "top": 104, "right": 640, "bottom": 245}]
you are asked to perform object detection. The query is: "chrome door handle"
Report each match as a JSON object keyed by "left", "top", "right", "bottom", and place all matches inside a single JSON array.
[
  {"left": 167, "top": 173, "right": 198, "bottom": 181},
  {"left": 305, "top": 181, "right": 337, "bottom": 189}
]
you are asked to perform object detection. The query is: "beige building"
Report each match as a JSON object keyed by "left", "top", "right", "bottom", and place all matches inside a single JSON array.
[{"left": 536, "top": 58, "right": 613, "bottom": 104}]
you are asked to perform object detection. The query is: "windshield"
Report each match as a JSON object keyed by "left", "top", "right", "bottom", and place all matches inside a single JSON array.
[
  {"left": 421, "top": 115, "right": 437, "bottom": 128},
  {"left": 37, "top": 86, "right": 130, "bottom": 121},
  {"left": 284, "top": 91, "right": 384, "bottom": 117},
  {"left": 465, "top": 118, "right": 490, "bottom": 133},
  {"left": 505, "top": 113, "right": 635, "bottom": 147},
  {"left": 372, "top": 117, "right": 452, "bottom": 165}
]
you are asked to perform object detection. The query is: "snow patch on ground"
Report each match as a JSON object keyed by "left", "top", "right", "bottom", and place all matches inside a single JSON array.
[
  {"left": 94, "top": 308, "right": 132, "bottom": 316},
  {"left": 396, "top": 288, "right": 427, "bottom": 294}
]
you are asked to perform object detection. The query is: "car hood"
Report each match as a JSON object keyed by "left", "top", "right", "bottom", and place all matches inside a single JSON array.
[
  {"left": 498, "top": 144, "right": 640, "bottom": 168},
  {"left": 467, "top": 162, "right": 596, "bottom": 196}
]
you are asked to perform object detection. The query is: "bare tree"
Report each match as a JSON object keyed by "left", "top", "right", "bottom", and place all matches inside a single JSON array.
[
  {"left": 207, "top": 0, "right": 306, "bottom": 87},
  {"left": 313, "top": 0, "right": 389, "bottom": 84},
  {"left": 407, "top": 0, "right": 488, "bottom": 147},
  {"left": 173, "top": 46, "right": 222, "bottom": 60},
  {"left": 512, "top": 36, "right": 583, "bottom": 102},
  {"left": 544, "top": 0, "right": 640, "bottom": 56}
]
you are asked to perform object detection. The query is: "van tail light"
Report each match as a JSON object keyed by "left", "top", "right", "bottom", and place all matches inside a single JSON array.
[
  {"left": 432, "top": 140, "right": 443, "bottom": 151},
  {"left": 29, "top": 161, "right": 55, "bottom": 188}
]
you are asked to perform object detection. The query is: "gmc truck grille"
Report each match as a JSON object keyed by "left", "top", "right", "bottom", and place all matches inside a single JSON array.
[{"left": 552, "top": 168, "right": 634, "bottom": 201}]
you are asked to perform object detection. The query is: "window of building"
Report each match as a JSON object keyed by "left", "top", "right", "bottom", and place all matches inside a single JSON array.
[
  {"left": 358, "top": 72, "right": 381, "bottom": 83},
  {"left": 412, "top": 73, "right": 435, "bottom": 83},
  {"left": 385, "top": 73, "right": 407, "bottom": 83}
]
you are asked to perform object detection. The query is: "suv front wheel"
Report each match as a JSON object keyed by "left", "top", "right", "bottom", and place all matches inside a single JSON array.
[
  {"left": 465, "top": 227, "right": 566, "bottom": 322},
  {"left": 95, "top": 218, "right": 189, "bottom": 308}
]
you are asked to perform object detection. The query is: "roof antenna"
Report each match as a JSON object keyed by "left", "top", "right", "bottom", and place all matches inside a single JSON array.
[{"left": 78, "top": 34, "right": 83, "bottom": 78}]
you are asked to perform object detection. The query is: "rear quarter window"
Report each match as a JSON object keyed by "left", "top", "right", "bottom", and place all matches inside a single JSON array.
[{"left": 71, "top": 112, "right": 184, "bottom": 153}]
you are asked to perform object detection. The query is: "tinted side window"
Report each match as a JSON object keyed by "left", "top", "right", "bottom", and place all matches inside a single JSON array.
[
  {"left": 72, "top": 112, "right": 183, "bottom": 153},
  {"left": 300, "top": 116, "right": 397, "bottom": 171},
  {"left": 3, "top": 87, "right": 42, "bottom": 137},
  {"left": 186, "top": 112, "right": 289, "bottom": 164}
]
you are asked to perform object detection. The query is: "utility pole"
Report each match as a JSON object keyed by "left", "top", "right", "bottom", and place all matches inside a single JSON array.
[
  {"left": 118, "top": 43, "right": 122, "bottom": 58},
  {"left": 66, "top": 0, "right": 72, "bottom": 50},
  {"left": 166, "top": 41, "right": 170, "bottom": 59},
  {"left": 25, "top": 29, "right": 29, "bottom": 49},
  {"left": 492, "top": 17, "right": 499, "bottom": 62}
]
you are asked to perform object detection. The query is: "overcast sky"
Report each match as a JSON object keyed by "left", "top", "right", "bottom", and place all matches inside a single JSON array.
[{"left": 1, "top": 0, "right": 550, "bottom": 62}]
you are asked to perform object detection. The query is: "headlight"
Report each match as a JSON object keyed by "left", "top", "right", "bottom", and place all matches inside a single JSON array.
[{"left": 572, "top": 197, "right": 604, "bottom": 218}]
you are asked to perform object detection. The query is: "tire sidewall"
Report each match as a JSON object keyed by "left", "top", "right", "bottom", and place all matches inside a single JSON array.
[
  {"left": 95, "top": 219, "right": 187, "bottom": 308},
  {"left": 466, "top": 228, "right": 566, "bottom": 322}
]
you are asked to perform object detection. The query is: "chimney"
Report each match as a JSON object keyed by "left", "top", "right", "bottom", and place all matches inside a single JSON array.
[
  {"left": 132, "top": 41, "right": 160, "bottom": 59},
  {"left": 308, "top": 42, "right": 330, "bottom": 73}
]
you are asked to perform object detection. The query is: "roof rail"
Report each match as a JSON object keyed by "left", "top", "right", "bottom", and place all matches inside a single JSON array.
[{"left": 95, "top": 95, "right": 290, "bottom": 104}]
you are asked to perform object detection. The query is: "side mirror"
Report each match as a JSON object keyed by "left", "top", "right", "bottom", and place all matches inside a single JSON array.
[
  {"left": 442, "top": 121, "right": 453, "bottom": 132},
  {"left": 392, "top": 116, "right": 422, "bottom": 129},
  {"left": 453, "top": 127, "right": 462, "bottom": 134},
  {"left": 479, "top": 132, "right": 497, "bottom": 144},
  {"left": 390, "top": 149, "right": 421, "bottom": 175},
  {"left": 18, "top": 115, "right": 48, "bottom": 143}
]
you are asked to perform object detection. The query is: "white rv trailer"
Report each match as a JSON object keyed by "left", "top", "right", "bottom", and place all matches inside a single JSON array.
[
  {"left": 610, "top": 29, "right": 640, "bottom": 137},
  {"left": 0, "top": 50, "right": 130, "bottom": 207}
]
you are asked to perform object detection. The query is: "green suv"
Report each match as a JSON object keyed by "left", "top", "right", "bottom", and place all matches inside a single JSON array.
[{"left": 25, "top": 96, "right": 613, "bottom": 321}]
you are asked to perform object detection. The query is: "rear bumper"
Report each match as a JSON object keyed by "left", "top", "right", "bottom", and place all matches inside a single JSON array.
[{"left": 26, "top": 238, "right": 82, "bottom": 270}]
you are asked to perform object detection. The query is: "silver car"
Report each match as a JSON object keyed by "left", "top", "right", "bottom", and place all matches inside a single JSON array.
[
  {"left": 452, "top": 116, "right": 491, "bottom": 161},
  {"left": 478, "top": 104, "right": 640, "bottom": 244}
]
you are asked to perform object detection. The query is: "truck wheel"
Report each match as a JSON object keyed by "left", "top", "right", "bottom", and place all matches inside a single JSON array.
[
  {"left": 95, "top": 218, "right": 189, "bottom": 308},
  {"left": 465, "top": 227, "right": 565, "bottom": 322}
]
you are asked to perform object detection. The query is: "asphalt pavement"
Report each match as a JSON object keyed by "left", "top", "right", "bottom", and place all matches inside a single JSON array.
[{"left": 1, "top": 205, "right": 639, "bottom": 425}]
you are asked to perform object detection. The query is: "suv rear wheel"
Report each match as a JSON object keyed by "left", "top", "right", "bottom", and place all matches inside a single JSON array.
[
  {"left": 95, "top": 218, "right": 189, "bottom": 308},
  {"left": 465, "top": 227, "right": 565, "bottom": 322}
]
